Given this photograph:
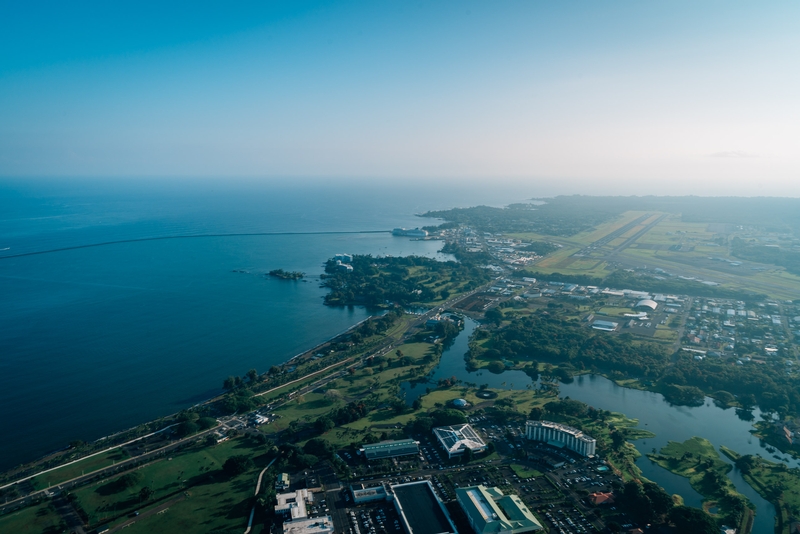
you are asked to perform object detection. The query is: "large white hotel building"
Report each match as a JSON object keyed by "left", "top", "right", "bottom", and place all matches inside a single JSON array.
[{"left": 525, "top": 420, "right": 596, "bottom": 457}]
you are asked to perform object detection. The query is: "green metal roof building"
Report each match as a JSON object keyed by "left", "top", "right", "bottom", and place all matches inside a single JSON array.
[
  {"left": 360, "top": 438, "right": 419, "bottom": 460},
  {"left": 456, "top": 485, "right": 543, "bottom": 534}
]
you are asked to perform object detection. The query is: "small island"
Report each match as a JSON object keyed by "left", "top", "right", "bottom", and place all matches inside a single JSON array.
[{"left": 268, "top": 269, "right": 305, "bottom": 280}]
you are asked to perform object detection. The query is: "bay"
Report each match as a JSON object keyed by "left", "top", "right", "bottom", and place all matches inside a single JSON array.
[{"left": 0, "top": 177, "right": 533, "bottom": 470}]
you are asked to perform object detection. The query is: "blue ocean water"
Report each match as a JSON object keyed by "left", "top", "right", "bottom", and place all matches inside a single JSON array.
[{"left": 0, "top": 178, "right": 534, "bottom": 470}]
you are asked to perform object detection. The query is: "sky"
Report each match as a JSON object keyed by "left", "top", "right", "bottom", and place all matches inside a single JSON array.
[{"left": 1, "top": 1, "right": 799, "bottom": 195}]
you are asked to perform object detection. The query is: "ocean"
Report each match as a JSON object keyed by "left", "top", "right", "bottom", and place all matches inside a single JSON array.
[{"left": 0, "top": 177, "right": 534, "bottom": 471}]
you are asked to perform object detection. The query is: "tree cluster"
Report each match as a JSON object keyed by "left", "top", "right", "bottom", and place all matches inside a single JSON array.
[{"left": 322, "top": 254, "right": 490, "bottom": 307}]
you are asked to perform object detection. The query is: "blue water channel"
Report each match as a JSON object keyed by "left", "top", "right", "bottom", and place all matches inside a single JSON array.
[{"left": 402, "top": 317, "right": 782, "bottom": 534}]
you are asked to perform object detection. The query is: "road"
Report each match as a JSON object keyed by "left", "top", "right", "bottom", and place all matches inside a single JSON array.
[{"left": 0, "top": 424, "right": 225, "bottom": 515}]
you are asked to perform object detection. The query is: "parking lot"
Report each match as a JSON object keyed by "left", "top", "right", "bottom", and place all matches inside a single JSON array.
[
  {"left": 324, "top": 418, "right": 627, "bottom": 534},
  {"left": 344, "top": 500, "right": 403, "bottom": 534}
]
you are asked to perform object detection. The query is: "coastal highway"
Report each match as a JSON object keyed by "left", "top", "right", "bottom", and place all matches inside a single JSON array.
[{"left": 0, "top": 422, "right": 229, "bottom": 515}]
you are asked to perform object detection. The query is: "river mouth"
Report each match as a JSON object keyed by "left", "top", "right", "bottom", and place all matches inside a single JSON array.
[{"left": 401, "top": 317, "right": 780, "bottom": 534}]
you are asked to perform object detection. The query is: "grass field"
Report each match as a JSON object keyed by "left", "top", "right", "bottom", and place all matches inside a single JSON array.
[
  {"left": 0, "top": 502, "right": 62, "bottom": 534},
  {"left": 652, "top": 329, "right": 678, "bottom": 342},
  {"left": 509, "top": 464, "right": 544, "bottom": 478},
  {"left": 108, "top": 468, "right": 260, "bottom": 534},
  {"left": 569, "top": 211, "right": 650, "bottom": 246},
  {"left": 533, "top": 245, "right": 581, "bottom": 269},
  {"left": 30, "top": 448, "right": 131, "bottom": 490},
  {"left": 73, "top": 437, "right": 269, "bottom": 529}
]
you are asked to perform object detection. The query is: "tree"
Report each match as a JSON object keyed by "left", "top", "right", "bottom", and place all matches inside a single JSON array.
[
  {"left": 175, "top": 420, "right": 199, "bottom": 437},
  {"left": 223, "top": 455, "right": 254, "bottom": 476},
  {"left": 528, "top": 407, "right": 544, "bottom": 420},
  {"left": 324, "top": 389, "right": 342, "bottom": 404},
  {"left": 431, "top": 409, "right": 467, "bottom": 426},
  {"left": 198, "top": 416, "right": 217, "bottom": 430},
  {"left": 304, "top": 438, "right": 335, "bottom": 459},
  {"left": 668, "top": 506, "right": 718, "bottom": 534},
  {"left": 642, "top": 481, "right": 674, "bottom": 517},
  {"left": 735, "top": 454, "right": 758, "bottom": 475},
  {"left": 610, "top": 430, "right": 626, "bottom": 450},
  {"left": 223, "top": 376, "right": 237, "bottom": 390},
  {"left": 485, "top": 308, "right": 503, "bottom": 325},
  {"left": 314, "top": 416, "right": 335, "bottom": 434},
  {"left": 487, "top": 361, "right": 506, "bottom": 374},
  {"left": 247, "top": 368, "right": 258, "bottom": 383},
  {"left": 138, "top": 486, "right": 154, "bottom": 502}
]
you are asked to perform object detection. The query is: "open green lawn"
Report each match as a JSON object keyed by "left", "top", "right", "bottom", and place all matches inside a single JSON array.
[
  {"left": 106, "top": 468, "right": 259, "bottom": 534},
  {"left": 653, "top": 327, "right": 679, "bottom": 342},
  {"left": 0, "top": 502, "right": 62, "bottom": 534},
  {"left": 277, "top": 391, "right": 336, "bottom": 418},
  {"left": 73, "top": 437, "right": 269, "bottom": 527},
  {"left": 30, "top": 448, "right": 130, "bottom": 490},
  {"left": 509, "top": 464, "right": 544, "bottom": 479}
]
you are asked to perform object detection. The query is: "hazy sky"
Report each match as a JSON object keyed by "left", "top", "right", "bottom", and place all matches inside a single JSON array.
[{"left": 1, "top": 1, "right": 798, "bottom": 195}]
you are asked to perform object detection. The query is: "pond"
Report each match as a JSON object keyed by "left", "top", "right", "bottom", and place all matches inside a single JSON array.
[
  {"left": 401, "top": 317, "right": 781, "bottom": 534},
  {"left": 400, "top": 318, "right": 534, "bottom": 402}
]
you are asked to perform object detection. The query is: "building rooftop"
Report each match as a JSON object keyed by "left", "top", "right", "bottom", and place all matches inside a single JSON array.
[
  {"left": 275, "top": 489, "right": 313, "bottom": 521},
  {"left": 392, "top": 481, "right": 456, "bottom": 534},
  {"left": 588, "top": 492, "right": 615, "bottom": 505},
  {"left": 591, "top": 320, "right": 619, "bottom": 332},
  {"left": 433, "top": 424, "right": 487, "bottom": 456},
  {"left": 635, "top": 299, "right": 658, "bottom": 310},
  {"left": 361, "top": 439, "right": 419, "bottom": 459},
  {"left": 456, "top": 485, "right": 543, "bottom": 533},
  {"left": 282, "top": 516, "right": 334, "bottom": 534},
  {"left": 351, "top": 484, "right": 387, "bottom": 502}
]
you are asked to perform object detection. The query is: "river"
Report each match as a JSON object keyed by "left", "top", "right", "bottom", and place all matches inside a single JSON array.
[{"left": 402, "top": 317, "right": 781, "bottom": 534}]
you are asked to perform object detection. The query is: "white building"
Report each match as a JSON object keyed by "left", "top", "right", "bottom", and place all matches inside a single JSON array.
[
  {"left": 525, "top": 421, "right": 596, "bottom": 457},
  {"left": 433, "top": 423, "right": 487, "bottom": 458},
  {"left": 336, "top": 260, "right": 353, "bottom": 272},
  {"left": 275, "top": 489, "right": 314, "bottom": 521},
  {"left": 283, "top": 517, "right": 334, "bottom": 534}
]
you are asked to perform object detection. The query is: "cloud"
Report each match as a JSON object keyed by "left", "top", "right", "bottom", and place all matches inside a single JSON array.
[{"left": 707, "top": 150, "right": 759, "bottom": 158}]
